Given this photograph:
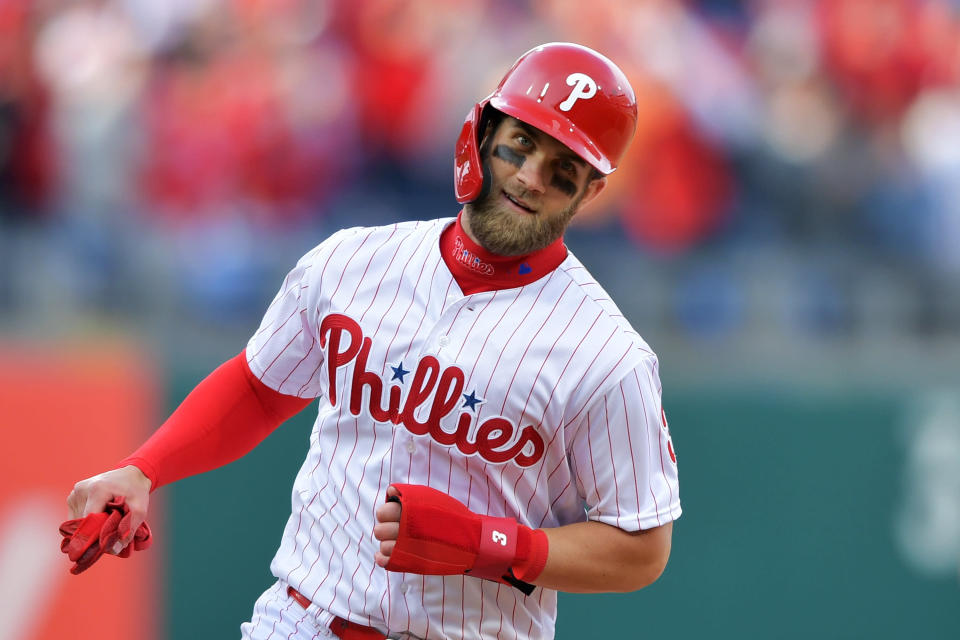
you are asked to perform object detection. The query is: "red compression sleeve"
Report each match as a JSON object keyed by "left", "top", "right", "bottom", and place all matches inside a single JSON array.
[{"left": 117, "top": 350, "right": 312, "bottom": 490}]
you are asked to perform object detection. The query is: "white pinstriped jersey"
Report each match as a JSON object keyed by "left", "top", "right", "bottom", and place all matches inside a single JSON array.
[{"left": 245, "top": 217, "right": 681, "bottom": 639}]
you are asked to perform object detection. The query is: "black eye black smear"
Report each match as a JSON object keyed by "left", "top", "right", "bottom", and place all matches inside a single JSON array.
[
  {"left": 493, "top": 145, "right": 525, "bottom": 168},
  {"left": 550, "top": 176, "right": 577, "bottom": 197},
  {"left": 494, "top": 144, "right": 577, "bottom": 196}
]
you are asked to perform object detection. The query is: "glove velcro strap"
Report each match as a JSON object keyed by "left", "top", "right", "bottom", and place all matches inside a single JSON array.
[
  {"left": 387, "top": 502, "right": 478, "bottom": 575},
  {"left": 468, "top": 516, "right": 518, "bottom": 582},
  {"left": 385, "top": 485, "right": 480, "bottom": 575}
]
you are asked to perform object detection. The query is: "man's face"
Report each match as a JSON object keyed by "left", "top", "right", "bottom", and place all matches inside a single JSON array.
[{"left": 463, "top": 116, "right": 606, "bottom": 256}]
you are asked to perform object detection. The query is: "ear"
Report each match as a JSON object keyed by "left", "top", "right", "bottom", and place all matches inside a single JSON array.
[
  {"left": 578, "top": 176, "right": 607, "bottom": 210},
  {"left": 478, "top": 119, "right": 496, "bottom": 150}
]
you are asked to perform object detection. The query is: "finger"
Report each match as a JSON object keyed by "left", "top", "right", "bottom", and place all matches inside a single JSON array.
[
  {"left": 375, "top": 501, "right": 401, "bottom": 524},
  {"left": 82, "top": 500, "right": 108, "bottom": 518},
  {"left": 373, "top": 522, "right": 399, "bottom": 542},
  {"left": 67, "top": 480, "right": 92, "bottom": 519},
  {"left": 375, "top": 540, "right": 396, "bottom": 565},
  {"left": 66, "top": 490, "right": 84, "bottom": 519},
  {"left": 385, "top": 485, "right": 400, "bottom": 500},
  {"left": 81, "top": 487, "right": 113, "bottom": 518}
]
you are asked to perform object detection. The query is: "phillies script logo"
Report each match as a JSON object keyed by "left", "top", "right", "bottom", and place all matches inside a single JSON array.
[
  {"left": 320, "top": 313, "right": 545, "bottom": 467},
  {"left": 454, "top": 236, "right": 495, "bottom": 276}
]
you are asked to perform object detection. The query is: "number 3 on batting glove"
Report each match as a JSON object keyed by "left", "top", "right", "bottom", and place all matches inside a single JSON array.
[{"left": 383, "top": 484, "right": 549, "bottom": 595}]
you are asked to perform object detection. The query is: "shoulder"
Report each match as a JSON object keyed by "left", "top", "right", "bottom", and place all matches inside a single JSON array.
[
  {"left": 297, "top": 218, "right": 450, "bottom": 269},
  {"left": 547, "top": 252, "right": 663, "bottom": 414},
  {"left": 554, "top": 251, "right": 656, "bottom": 360}
]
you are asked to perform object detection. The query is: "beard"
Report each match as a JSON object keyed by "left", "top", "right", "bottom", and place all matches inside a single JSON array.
[{"left": 465, "top": 162, "right": 585, "bottom": 257}]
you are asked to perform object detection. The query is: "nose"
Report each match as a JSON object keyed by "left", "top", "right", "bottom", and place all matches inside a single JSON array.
[{"left": 514, "top": 154, "right": 546, "bottom": 194}]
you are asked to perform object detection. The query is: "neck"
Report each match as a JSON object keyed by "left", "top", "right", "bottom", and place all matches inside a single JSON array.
[
  {"left": 460, "top": 205, "right": 483, "bottom": 249},
  {"left": 439, "top": 212, "right": 567, "bottom": 295}
]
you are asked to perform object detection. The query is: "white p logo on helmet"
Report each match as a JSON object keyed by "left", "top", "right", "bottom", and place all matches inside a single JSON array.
[{"left": 558, "top": 73, "right": 598, "bottom": 112}]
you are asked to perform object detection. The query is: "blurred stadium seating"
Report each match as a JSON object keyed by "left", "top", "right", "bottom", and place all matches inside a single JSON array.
[{"left": 1, "top": 1, "right": 957, "bottom": 638}]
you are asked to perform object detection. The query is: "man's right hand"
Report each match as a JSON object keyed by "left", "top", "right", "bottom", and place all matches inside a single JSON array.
[{"left": 66, "top": 465, "right": 152, "bottom": 554}]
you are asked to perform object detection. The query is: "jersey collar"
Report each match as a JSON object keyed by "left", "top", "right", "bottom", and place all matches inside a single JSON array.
[{"left": 439, "top": 212, "right": 568, "bottom": 295}]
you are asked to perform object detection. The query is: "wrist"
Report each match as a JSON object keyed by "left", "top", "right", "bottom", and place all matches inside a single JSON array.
[
  {"left": 512, "top": 527, "right": 549, "bottom": 582},
  {"left": 116, "top": 460, "right": 156, "bottom": 492}
]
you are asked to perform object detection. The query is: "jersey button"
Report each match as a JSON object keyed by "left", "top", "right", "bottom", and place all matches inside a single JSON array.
[
  {"left": 406, "top": 440, "right": 415, "bottom": 453},
  {"left": 438, "top": 336, "right": 450, "bottom": 348},
  {"left": 399, "top": 583, "right": 409, "bottom": 594}
]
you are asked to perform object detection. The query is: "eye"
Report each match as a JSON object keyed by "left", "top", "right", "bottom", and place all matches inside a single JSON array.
[
  {"left": 515, "top": 134, "right": 532, "bottom": 147},
  {"left": 559, "top": 159, "right": 577, "bottom": 174}
]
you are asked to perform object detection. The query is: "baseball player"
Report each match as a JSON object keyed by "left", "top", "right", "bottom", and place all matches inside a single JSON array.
[{"left": 64, "top": 42, "right": 681, "bottom": 639}]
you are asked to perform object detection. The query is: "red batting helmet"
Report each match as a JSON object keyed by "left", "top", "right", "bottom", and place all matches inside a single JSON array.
[{"left": 454, "top": 42, "right": 638, "bottom": 203}]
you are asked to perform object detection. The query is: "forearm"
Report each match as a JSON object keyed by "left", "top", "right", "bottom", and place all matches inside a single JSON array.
[
  {"left": 119, "top": 351, "right": 312, "bottom": 489},
  {"left": 534, "top": 520, "right": 673, "bottom": 593}
]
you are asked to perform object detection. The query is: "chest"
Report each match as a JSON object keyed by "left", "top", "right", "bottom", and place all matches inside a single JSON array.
[{"left": 313, "top": 281, "right": 593, "bottom": 469}]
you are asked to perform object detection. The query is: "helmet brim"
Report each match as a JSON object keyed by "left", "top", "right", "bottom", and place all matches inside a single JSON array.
[{"left": 490, "top": 95, "right": 615, "bottom": 175}]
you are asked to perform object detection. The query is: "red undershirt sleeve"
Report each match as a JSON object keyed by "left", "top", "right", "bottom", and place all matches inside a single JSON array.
[{"left": 117, "top": 350, "right": 313, "bottom": 491}]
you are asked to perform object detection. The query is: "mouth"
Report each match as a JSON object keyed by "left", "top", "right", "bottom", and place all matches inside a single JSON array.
[{"left": 503, "top": 191, "right": 537, "bottom": 214}]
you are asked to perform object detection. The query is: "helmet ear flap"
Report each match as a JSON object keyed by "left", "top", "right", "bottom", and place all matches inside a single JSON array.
[{"left": 454, "top": 100, "right": 489, "bottom": 204}]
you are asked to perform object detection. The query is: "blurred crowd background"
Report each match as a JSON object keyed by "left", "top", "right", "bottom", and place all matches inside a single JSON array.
[
  {"left": 2, "top": 1, "right": 959, "bottom": 638},
  {"left": 2, "top": 0, "right": 959, "bottom": 379}
]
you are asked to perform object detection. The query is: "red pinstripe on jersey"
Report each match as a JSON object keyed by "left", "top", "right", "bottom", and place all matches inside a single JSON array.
[{"left": 245, "top": 218, "right": 680, "bottom": 639}]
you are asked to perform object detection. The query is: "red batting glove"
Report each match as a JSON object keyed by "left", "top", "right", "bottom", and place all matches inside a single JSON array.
[
  {"left": 383, "top": 484, "right": 548, "bottom": 594},
  {"left": 59, "top": 510, "right": 120, "bottom": 574},
  {"left": 58, "top": 498, "right": 152, "bottom": 574}
]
